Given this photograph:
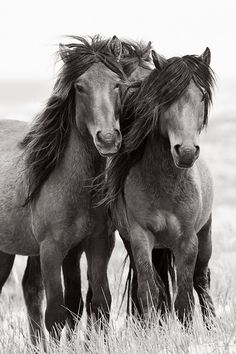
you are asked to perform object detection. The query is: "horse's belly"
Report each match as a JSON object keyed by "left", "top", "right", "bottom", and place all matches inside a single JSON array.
[
  {"left": 0, "top": 209, "right": 39, "bottom": 256},
  {"left": 0, "top": 231, "right": 39, "bottom": 256}
]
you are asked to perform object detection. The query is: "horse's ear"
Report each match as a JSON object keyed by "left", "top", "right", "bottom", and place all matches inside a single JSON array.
[
  {"left": 151, "top": 50, "right": 167, "bottom": 70},
  {"left": 122, "top": 43, "right": 132, "bottom": 56},
  {"left": 142, "top": 41, "right": 152, "bottom": 60},
  {"left": 109, "top": 36, "right": 122, "bottom": 62},
  {"left": 59, "top": 44, "right": 72, "bottom": 63},
  {"left": 200, "top": 47, "right": 211, "bottom": 65}
]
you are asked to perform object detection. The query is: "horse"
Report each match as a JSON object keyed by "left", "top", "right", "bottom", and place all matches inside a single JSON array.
[
  {"left": 54, "top": 39, "right": 156, "bottom": 337},
  {"left": 103, "top": 47, "right": 216, "bottom": 326},
  {"left": 0, "top": 35, "right": 126, "bottom": 345},
  {"left": 50, "top": 39, "right": 157, "bottom": 335},
  {"left": 76, "top": 40, "right": 156, "bottom": 329},
  {"left": 114, "top": 41, "right": 176, "bottom": 319}
]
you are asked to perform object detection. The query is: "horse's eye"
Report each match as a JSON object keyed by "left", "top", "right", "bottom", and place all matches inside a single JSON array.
[
  {"left": 114, "top": 83, "right": 120, "bottom": 90},
  {"left": 76, "top": 84, "right": 85, "bottom": 93}
]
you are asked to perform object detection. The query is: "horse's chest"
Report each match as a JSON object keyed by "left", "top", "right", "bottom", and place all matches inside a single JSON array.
[{"left": 125, "top": 169, "right": 201, "bottom": 238}]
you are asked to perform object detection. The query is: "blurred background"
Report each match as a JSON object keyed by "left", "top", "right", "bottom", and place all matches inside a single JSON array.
[
  {"left": 0, "top": 0, "right": 236, "bottom": 121},
  {"left": 0, "top": 0, "right": 236, "bottom": 329}
]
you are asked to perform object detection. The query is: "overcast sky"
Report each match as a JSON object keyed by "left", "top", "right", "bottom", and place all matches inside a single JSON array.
[{"left": 0, "top": 0, "right": 235, "bottom": 82}]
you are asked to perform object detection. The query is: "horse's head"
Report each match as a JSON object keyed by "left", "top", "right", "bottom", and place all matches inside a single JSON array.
[
  {"left": 162, "top": 80, "right": 204, "bottom": 168},
  {"left": 59, "top": 36, "right": 124, "bottom": 157},
  {"left": 73, "top": 62, "right": 122, "bottom": 156},
  {"left": 120, "top": 40, "right": 153, "bottom": 81},
  {"left": 152, "top": 48, "right": 214, "bottom": 168}
]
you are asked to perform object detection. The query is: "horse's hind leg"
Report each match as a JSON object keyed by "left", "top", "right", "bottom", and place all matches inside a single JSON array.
[
  {"left": 0, "top": 251, "right": 15, "bottom": 293},
  {"left": 62, "top": 245, "right": 84, "bottom": 338},
  {"left": 40, "top": 239, "right": 67, "bottom": 340},
  {"left": 152, "top": 249, "right": 176, "bottom": 315},
  {"left": 121, "top": 237, "right": 142, "bottom": 318},
  {"left": 22, "top": 256, "right": 46, "bottom": 349},
  {"left": 194, "top": 214, "right": 216, "bottom": 325}
]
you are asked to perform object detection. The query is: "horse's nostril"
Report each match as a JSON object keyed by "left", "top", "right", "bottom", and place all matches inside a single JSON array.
[
  {"left": 115, "top": 129, "right": 122, "bottom": 141},
  {"left": 195, "top": 145, "right": 200, "bottom": 155},
  {"left": 96, "top": 131, "right": 103, "bottom": 144},
  {"left": 174, "top": 144, "right": 181, "bottom": 156}
]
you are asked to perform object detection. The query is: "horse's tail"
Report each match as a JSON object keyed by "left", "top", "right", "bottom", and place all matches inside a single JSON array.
[
  {"left": 118, "top": 236, "right": 140, "bottom": 318},
  {"left": 152, "top": 249, "right": 177, "bottom": 312},
  {"left": 124, "top": 256, "right": 133, "bottom": 318},
  {"left": 167, "top": 251, "right": 177, "bottom": 310},
  {"left": 117, "top": 253, "right": 133, "bottom": 318}
]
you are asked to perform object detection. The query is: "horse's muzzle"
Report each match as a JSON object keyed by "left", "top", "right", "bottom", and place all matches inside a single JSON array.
[
  {"left": 95, "top": 129, "right": 122, "bottom": 156},
  {"left": 173, "top": 144, "right": 200, "bottom": 168}
]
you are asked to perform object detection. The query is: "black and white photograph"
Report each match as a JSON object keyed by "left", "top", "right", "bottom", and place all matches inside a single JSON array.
[{"left": 0, "top": 0, "right": 235, "bottom": 352}]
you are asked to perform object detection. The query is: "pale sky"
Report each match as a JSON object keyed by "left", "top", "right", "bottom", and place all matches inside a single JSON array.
[{"left": 0, "top": 0, "right": 235, "bottom": 82}]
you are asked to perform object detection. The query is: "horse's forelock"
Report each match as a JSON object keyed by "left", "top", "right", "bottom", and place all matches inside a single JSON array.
[
  {"left": 133, "top": 55, "right": 215, "bottom": 129},
  {"left": 120, "top": 41, "right": 152, "bottom": 77},
  {"left": 59, "top": 36, "right": 126, "bottom": 83}
]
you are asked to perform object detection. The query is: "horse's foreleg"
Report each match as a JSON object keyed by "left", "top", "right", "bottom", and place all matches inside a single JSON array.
[
  {"left": 85, "top": 231, "right": 115, "bottom": 331},
  {"left": 40, "top": 240, "right": 66, "bottom": 340},
  {"left": 194, "top": 215, "right": 215, "bottom": 326},
  {"left": 174, "top": 232, "right": 198, "bottom": 325},
  {"left": 130, "top": 224, "right": 162, "bottom": 319},
  {"left": 22, "top": 256, "right": 46, "bottom": 350},
  {"left": 0, "top": 251, "right": 15, "bottom": 293},
  {"left": 62, "top": 245, "right": 84, "bottom": 337}
]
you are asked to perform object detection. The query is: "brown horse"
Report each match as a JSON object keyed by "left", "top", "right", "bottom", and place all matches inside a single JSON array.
[
  {"left": 0, "top": 35, "right": 125, "bottom": 344},
  {"left": 104, "top": 48, "right": 216, "bottom": 326}
]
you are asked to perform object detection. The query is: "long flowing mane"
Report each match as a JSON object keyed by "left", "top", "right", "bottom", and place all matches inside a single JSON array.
[
  {"left": 104, "top": 54, "right": 215, "bottom": 216},
  {"left": 120, "top": 41, "right": 153, "bottom": 77},
  {"left": 21, "top": 35, "right": 126, "bottom": 205}
]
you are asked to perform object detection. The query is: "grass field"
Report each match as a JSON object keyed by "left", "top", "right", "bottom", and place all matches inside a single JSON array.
[{"left": 0, "top": 79, "right": 236, "bottom": 353}]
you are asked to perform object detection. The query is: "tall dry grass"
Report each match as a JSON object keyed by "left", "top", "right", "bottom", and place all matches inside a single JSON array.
[{"left": 0, "top": 81, "right": 236, "bottom": 353}]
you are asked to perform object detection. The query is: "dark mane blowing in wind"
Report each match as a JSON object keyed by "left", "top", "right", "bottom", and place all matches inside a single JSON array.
[
  {"left": 104, "top": 54, "right": 215, "bottom": 218},
  {"left": 21, "top": 35, "right": 126, "bottom": 206},
  {"left": 120, "top": 40, "right": 153, "bottom": 77}
]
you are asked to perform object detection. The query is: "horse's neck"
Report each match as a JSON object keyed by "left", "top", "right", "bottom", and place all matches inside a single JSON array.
[
  {"left": 61, "top": 127, "right": 105, "bottom": 181},
  {"left": 141, "top": 134, "right": 185, "bottom": 182}
]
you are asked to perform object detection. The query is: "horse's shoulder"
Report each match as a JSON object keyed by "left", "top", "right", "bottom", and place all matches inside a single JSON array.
[{"left": 194, "top": 157, "right": 213, "bottom": 186}]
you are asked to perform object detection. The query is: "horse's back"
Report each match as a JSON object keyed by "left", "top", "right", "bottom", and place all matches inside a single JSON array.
[
  {"left": 0, "top": 120, "right": 37, "bottom": 255},
  {"left": 0, "top": 119, "right": 28, "bottom": 189},
  {"left": 0, "top": 119, "right": 29, "bottom": 152},
  {"left": 0, "top": 119, "right": 28, "bottom": 180},
  {"left": 0, "top": 119, "right": 28, "bottom": 207}
]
